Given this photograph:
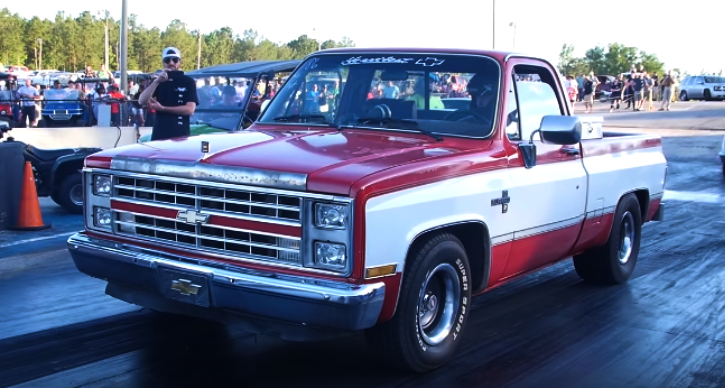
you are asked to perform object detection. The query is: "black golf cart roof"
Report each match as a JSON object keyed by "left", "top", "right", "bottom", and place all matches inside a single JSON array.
[
  {"left": 0, "top": 72, "right": 17, "bottom": 80},
  {"left": 185, "top": 60, "right": 301, "bottom": 78}
]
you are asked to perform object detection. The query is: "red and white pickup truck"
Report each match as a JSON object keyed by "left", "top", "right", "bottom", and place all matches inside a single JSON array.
[{"left": 68, "top": 48, "right": 667, "bottom": 372}]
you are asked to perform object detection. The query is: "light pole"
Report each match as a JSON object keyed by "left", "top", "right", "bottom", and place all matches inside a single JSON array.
[
  {"left": 98, "top": 10, "right": 110, "bottom": 71},
  {"left": 197, "top": 29, "right": 202, "bottom": 69},
  {"left": 37, "top": 38, "right": 42, "bottom": 70},
  {"left": 509, "top": 22, "right": 516, "bottom": 50},
  {"left": 121, "top": 0, "right": 128, "bottom": 94}
]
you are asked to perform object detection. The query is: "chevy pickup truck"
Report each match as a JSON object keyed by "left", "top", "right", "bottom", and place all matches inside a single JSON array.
[{"left": 68, "top": 48, "right": 667, "bottom": 373}]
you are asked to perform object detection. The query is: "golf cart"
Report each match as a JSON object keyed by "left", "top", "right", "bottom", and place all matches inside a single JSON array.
[
  {"left": 41, "top": 77, "right": 111, "bottom": 127},
  {"left": 139, "top": 60, "right": 300, "bottom": 142},
  {"left": 0, "top": 72, "right": 19, "bottom": 123},
  {"left": 0, "top": 118, "right": 112, "bottom": 213}
]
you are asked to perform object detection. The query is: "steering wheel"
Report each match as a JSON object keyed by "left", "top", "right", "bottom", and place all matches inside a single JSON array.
[{"left": 443, "top": 110, "right": 491, "bottom": 127}]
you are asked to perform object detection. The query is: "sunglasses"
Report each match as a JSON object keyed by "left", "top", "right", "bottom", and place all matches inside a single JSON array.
[{"left": 163, "top": 57, "right": 179, "bottom": 64}]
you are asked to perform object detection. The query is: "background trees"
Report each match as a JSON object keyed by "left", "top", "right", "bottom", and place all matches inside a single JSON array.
[
  {"left": 558, "top": 43, "right": 667, "bottom": 77},
  {"left": 0, "top": 7, "right": 355, "bottom": 72}
]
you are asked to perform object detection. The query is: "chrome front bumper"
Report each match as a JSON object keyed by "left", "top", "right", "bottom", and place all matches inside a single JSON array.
[{"left": 67, "top": 232, "right": 385, "bottom": 334}]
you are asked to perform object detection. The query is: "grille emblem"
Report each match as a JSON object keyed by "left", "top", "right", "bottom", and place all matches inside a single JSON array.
[
  {"left": 177, "top": 210, "right": 210, "bottom": 224},
  {"left": 171, "top": 279, "right": 201, "bottom": 295}
]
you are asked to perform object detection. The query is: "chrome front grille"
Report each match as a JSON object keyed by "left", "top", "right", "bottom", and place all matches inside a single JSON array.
[
  {"left": 113, "top": 210, "right": 301, "bottom": 263},
  {"left": 115, "top": 176, "right": 301, "bottom": 222},
  {"left": 111, "top": 175, "right": 303, "bottom": 266}
]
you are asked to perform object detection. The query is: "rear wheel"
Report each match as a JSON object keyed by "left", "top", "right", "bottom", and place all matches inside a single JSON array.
[
  {"left": 573, "top": 194, "right": 642, "bottom": 284},
  {"left": 56, "top": 174, "right": 84, "bottom": 214},
  {"left": 366, "top": 233, "right": 472, "bottom": 372}
]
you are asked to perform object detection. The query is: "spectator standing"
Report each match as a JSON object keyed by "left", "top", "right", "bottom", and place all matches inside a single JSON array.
[
  {"left": 98, "top": 64, "right": 114, "bottom": 82},
  {"left": 609, "top": 75, "right": 623, "bottom": 112},
  {"left": 138, "top": 47, "right": 198, "bottom": 141},
  {"left": 659, "top": 71, "right": 675, "bottom": 111},
  {"left": 633, "top": 74, "right": 644, "bottom": 111},
  {"left": 107, "top": 84, "right": 126, "bottom": 126},
  {"left": 651, "top": 72, "right": 660, "bottom": 101},
  {"left": 576, "top": 74, "right": 584, "bottom": 101},
  {"left": 565, "top": 75, "right": 578, "bottom": 111},
  {"left": 642, "top": 72, "right": 654, "bottom": 111},
  {"left": 17, "top": 78, "right": 40, "bottom": 127},
  {"left": 582, "top": 76, "right": 595, "bottom": 113}
]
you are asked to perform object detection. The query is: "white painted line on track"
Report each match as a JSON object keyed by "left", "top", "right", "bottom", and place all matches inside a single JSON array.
[
  {"left": 0, "top": 232, "right": 76, "bottom": 249},
  {"left": 664, "top": 190, "right": 725, "bottom": 203}
]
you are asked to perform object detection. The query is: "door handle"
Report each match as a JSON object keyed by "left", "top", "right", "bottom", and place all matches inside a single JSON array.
[{"left": 561, "top": 147, "right": 580, "bottom": 156}]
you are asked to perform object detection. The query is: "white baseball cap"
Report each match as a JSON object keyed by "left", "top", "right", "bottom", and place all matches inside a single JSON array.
[{"left": 162, "top": 47, "right": 181, "bottom": 60}]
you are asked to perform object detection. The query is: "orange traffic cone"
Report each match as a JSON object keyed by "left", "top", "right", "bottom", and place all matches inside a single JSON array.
[{"left": 9, "top": 161, "right": 51, "bottom": 231}]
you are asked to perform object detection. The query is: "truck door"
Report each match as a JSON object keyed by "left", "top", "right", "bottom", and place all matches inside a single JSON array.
[{"left": 499, "top": 61, "right": 588, "bottom": 280}]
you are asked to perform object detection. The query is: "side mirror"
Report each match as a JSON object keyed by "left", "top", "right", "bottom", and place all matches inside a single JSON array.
[{"left": 518, "top": 115, "right": 582, "bottom": 169}]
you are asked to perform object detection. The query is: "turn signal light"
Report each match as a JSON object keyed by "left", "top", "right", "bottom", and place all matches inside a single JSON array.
[{"left": 365, "top": 264, "right": 397, "bottom": 279}]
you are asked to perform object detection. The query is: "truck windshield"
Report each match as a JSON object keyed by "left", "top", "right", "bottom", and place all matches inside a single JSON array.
[{"left": 258, "top": 53, "right": 501, "bottom": 138}]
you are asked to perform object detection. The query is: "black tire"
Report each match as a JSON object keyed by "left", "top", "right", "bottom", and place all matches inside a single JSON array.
[
  {"left": 722, "top": 164, "right": 725, "bottom": 179},
  {"left": 679, "top": 91, "right": 688, "bottom": 101},
  {"left": 365, "top": 232, "right": 472, "bottom": 372},
  {"left": 573, "top": 194, "right": 642, "bottom": 284},
  {"left": 704, "top": 90, "right": 712, "bottom": 101},
  {"left": 56, "top": 174, "right": 84, "bottom": 214}
]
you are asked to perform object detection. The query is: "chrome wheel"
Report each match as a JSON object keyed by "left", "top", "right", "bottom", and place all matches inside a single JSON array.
[
  {"left": 618, "top": 211, "right": 635, "bottom": 265},
  {"left": 70, "top": 184, "right": 84, "bottom": 206},
  {"left": 417, "top": 263, "right": 461, "bottom": 346}
]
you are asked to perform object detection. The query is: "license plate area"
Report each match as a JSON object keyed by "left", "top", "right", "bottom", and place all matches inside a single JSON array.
[{"left": 158, "top": 267, "right": 211, "bottom": 307}]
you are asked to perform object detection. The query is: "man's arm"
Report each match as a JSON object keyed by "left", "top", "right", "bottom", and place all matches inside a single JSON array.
[{"left": 138, "top": 79, "right": 161, "bottom": 106}]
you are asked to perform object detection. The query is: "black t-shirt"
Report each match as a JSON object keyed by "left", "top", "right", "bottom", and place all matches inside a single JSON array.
[
  {"left": 634, "top": 78, "right": 644, "bottom": 91},
  {"left": 151, "top": 74, "right": 199, "bottom": 141}
]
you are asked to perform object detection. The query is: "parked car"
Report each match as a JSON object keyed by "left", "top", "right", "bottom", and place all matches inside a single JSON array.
[
  {"left": 678, "top": 75, "right": 725, "bottom": 101},
  {"left": 68, "top": 47, "right": 667, "bottom": 373},
  {"left": 138, "top": 60, "right": 300, "bottom": 142},
  {"left": 41, "top": 77, "right": 111, "bottom": 127}
]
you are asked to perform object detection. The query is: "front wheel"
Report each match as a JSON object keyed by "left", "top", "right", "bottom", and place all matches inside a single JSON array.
[
  {"left": 366, "top": 233, "right": 472, "bottom": 372},
  {"left": 56, "top": 174, "right": 84, "bottom": 214},
  {"left": 573, "top": 193, "right": 642, "bottom": 284}
]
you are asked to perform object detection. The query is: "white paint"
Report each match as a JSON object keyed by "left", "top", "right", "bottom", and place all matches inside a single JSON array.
[
  {"left": 582, "top": 140, "right": 667, "bottom": 214},
  {"left": 0, "top": 232, "right": 75, "bottom": 249},
  {"left": 364, "top": 137, "right": 667, "bottom": 275},
  {"left": 5, "top": 126, "right": 152, "bottom": 149},
  {"left": 507, "top": 158, "right": 587, "bottom": 237},
  {"left": 364, "top": 169, "right": 515, "bottom": 270}
]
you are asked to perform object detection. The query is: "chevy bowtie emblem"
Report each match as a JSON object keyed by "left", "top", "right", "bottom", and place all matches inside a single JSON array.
[
  {"left": 171, "top": 279, "right": 201, "bottom": 296},
  {"left": 177, "top": 210, "right": 210, "bottom": 224}
]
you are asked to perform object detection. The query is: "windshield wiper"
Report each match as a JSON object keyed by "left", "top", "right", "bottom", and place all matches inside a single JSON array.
[
  {"left": 273, "top": 114, "right": 328, "bottom": 122},
  {"left": 356, "top": 118, "right": 442, "bottom": 141},
  {"left": 273, "top": 114, "right": 341, "bottom": 130}
]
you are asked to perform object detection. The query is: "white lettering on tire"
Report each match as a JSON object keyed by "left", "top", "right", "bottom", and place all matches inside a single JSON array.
[{"left": 453, "top": 258, "right": 469, "bottom": 341}]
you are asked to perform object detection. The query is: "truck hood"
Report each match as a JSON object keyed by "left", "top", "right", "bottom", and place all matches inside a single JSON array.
[{"left": 89, "top": 125, "right": 491, "bottom": 196}]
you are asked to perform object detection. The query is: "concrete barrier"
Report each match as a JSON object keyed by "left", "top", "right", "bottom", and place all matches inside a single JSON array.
[{"left": 4, "top": 126, "right": 153, "bottom": 149}]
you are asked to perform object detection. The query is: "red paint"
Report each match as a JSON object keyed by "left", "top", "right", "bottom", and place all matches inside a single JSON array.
[
  {"left": 111, "top": 200, "right": 178, "bottom": 219},
  {"left": 84, "top": 230, "right": 361, "bottom": 284},
  {"left": 207, "top": 215, "right": 301, "bottom": 238},
  {"left": 85, "top": 155, "right": 112, "bottom": 169},
  {"left": 500, "top": 223, "right": 583, "bottom": 280},
  {"left": 571, "top": 213, "right": 615, "bottom": 255},
  {"left": 364, "top": 273, "right": 403, "bottom": 323},
  {"left": 646, "top": 198, "right": 662, "bottom": 222},
  {"left": 485, "top": 242, "right": 512, "bottom": 289},
  {"left": 111, "top": 200, "right": 302, "bottom": 238}
]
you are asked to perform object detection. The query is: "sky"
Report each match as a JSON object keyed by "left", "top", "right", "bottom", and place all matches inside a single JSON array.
[{"left": 8, "top": 0, "right": 724, "bottom": 74}]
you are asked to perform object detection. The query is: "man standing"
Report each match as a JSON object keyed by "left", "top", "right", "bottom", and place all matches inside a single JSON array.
[
  {"left": 138, "top": 47, "right": 198, "bottom": 141},
  {"left": 659, "top": 71, "right": 675, "bottom": 111},
  {"left": 17, "top": 78, "right": 40, "bottom": 127}
]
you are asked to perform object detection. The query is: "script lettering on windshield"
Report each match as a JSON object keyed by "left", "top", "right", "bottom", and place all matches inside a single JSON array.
[{"left": 341, "top": 56, "right": 415, "bottom": 65}]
